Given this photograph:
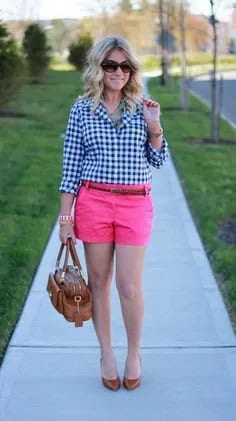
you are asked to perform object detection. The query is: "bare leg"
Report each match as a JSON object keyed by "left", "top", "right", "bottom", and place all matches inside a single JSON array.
[
  {"left": 115, "top": 244, "right": 146, "bottom": 378},
  {"left": 83, "top": 242, "right": 118, "bottom": 379}
]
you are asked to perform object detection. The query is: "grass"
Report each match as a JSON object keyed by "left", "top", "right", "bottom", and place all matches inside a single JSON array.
[
  {"left": 142, "top": 53, "right": 236, "bottom": 72},
  {"left": 0, "top": 70, "right": 83, "bottom": 365},
  {"left": 148, "top": 77, "right": 236, "bottom": 326}
]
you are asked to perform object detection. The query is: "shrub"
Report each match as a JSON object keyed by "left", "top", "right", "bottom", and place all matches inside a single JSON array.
[
  {"left": 23, "top": 23, "right": 51, "bottom": 83},
  {"left": 0, "top": 23, "right": 25, "bottom": 111},
  {"left": 68, "top": 32, "right": 93, "bottom": 71}
]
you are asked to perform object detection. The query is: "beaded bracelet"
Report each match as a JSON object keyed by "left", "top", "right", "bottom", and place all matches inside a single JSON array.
[
  {"left": 59, "top": 215, "right": 74, "bottom": 226},
  {"left": 59, "top": 220, "right": 74, "bottom": 226}
]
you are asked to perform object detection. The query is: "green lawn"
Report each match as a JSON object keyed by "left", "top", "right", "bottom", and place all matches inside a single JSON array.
[
  {"left": 0, "top": 70, "right": 83, "bottom": 365},
  {"left": 148, "top": 77, "right": 236, "bottom": 327}
]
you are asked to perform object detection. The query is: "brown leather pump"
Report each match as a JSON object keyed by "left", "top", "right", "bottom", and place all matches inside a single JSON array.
[
  {"left": 122, "top": 376, "right": 141, "bottom": 390},
  {"left": 123, "top": 355, "right": 142, "bottom": 390},
  {"left": 100, "top": 359, "right": 121, "bottom": 391}
]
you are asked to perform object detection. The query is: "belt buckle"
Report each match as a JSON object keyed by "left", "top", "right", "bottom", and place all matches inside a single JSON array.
[{"left": 111, "top": 188, "right": 122, "bottom": 194}]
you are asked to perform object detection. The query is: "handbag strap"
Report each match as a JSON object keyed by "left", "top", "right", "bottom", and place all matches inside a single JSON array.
[
  {"left": 56, "top": 242, "right": 69, "bottom": 269},
  {"left": 69, "top": 238, "right": 83, "bottom": 271},
  {"left": 56, "top": 238, "right": 83, "bottom": 275}
]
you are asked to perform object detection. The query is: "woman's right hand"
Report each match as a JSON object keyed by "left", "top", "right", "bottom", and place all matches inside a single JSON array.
[{"left": 59, "top": 224, "right": 77, "bottom": 245}]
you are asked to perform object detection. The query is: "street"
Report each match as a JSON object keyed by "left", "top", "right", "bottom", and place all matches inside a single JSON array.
[{"left": 190, "top": 70, "right": 236, "bottom": 127}]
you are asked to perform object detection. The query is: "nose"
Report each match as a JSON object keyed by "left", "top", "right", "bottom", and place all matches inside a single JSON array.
[{"left": 114, "top": 66, "right": 123, "bottom": 76}]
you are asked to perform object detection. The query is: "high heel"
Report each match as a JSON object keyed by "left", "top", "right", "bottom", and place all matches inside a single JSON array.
[
  {"left": 123, "top": 355, "right": 142, "bottom": 391},
  {"left": 123, "top": 376, "right": 141, "bottom": 390},
  {"left": 100, "top": 358, "right": 121, "bottom": 391}
]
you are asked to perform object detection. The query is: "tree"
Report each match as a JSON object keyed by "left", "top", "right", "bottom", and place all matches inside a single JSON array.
[
  {"left": 23, "top": 23, "right": 51, "bottom": 83},
  {"left": 0, "top": 22, "right": 25, "bottom": 111},
  {"left": 209, "top": 0, "right": 219, "bottom": 142},
  {"left": 139, "top": 0, "right": 149, "bottom": 10},
  {"left": 119, "top": 0, "right": 133, "bottom": 13},
  {"left": 185, "top": 14, "right": 210, "bottom": 51},
  {"left": 68, "top": 32, "right": 93, "bottom": 71},
  {"left": 49, "top": 20, "right": 69, "bottom": 55},
  {"left": 159, "top": 0, "right": 169, "bottom": 85},
  {"left": 179, "top": 0, "right": 188, "bottom": 110}
]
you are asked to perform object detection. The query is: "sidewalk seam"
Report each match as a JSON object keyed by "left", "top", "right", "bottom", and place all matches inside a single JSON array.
[{"left": 9, "top": 345, "right": 236, "bottom": 349}]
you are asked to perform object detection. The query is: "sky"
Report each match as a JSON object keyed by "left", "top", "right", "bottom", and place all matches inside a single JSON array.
[{"left": 0, "top": 0, "right": 235, "bottom": 22}]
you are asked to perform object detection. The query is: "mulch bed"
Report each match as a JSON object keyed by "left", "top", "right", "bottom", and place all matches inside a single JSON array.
[
  {"left": 0, "top": 110, "right": 26, "bottom": 118},
  {"left": 218, "top": 218, "right": 236, "bottom": 246},
  {"left": 187, "top": 138, "right": 236, "bottom": 146}
]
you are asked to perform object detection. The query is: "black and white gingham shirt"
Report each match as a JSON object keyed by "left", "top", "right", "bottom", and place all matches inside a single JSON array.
[{"left": 59, "top": 97, "right": 169, "bottom": 194}]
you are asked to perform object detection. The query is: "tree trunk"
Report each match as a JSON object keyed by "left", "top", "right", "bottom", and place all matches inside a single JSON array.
[
  {"left": 159, "top": 0, "right": 169, "bottom": 85},
  {"left": 216, "top": 74, "right": 223, "bottom": 140},
  {"left": 210, "top": 0, "right": 219, "bottom": 142},
  {"left": 179, "top": 0, "right": 188, "bottom": 110}
]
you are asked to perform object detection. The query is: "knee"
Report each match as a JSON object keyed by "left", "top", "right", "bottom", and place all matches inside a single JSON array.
[
  {"left": 116, "top": 278, "right": 140, "bottom": 300},
  {"left": 88, "top": 270, "right": 112, "bottom": 291}
]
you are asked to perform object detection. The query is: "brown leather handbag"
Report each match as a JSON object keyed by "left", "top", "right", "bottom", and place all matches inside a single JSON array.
[{"left": 47, "top": 238, "right": 92, "bottom": 327}]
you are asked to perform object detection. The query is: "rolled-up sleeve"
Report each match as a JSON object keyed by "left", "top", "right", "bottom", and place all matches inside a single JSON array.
[
  {"left": 59, "top": 103, "right": 84, "bottom": 194},
  {"left": 146, "top": 136, "right": 169, "bottom": 169}
]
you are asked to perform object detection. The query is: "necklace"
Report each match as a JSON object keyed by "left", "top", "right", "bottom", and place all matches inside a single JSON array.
[
  {"left": 108, "top": 99, "right": 126, "bottom": 128},
  {"left": 108, "top": 101, "right": 121, "bottom": 115}
]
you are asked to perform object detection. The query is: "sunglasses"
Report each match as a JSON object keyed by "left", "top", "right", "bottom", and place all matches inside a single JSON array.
[{"left": 101, "top": 60, "right": 134, "bottom": 73}]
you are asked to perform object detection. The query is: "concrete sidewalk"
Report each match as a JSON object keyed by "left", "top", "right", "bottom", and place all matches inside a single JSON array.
[{"left": 1, "top": 91, "right": 236, "bottom": 421}]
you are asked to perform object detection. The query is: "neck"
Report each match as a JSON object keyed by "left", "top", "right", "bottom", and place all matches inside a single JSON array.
[{"left": 102, "top": 90, "right": 123, "bottom": 105}]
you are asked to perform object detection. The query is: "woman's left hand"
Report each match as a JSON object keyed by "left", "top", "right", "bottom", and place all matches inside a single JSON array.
[{"left": 143, "top": 98, "right": 161, "bottom": 131}]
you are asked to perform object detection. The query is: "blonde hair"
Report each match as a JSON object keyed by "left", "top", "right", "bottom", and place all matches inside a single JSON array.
[{"left": 81, "top": 35, "right": 143, "bottom": 112}]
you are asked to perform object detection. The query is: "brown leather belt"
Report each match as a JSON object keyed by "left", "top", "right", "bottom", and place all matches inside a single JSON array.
[{"left": 81, "top": 181, "right": 151, "bottom": 195}]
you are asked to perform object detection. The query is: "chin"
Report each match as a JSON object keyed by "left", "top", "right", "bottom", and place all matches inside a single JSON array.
[
  {"left": 109, "top": 86, "right": 124, "bottom": 92},
  {"left": 110, "top": 83, "right": 125, "bottom": 90}
]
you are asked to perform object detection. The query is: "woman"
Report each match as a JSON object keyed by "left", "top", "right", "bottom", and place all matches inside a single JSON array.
[{"left": 58, "top": 35, "right": 169, "bottom": 391}]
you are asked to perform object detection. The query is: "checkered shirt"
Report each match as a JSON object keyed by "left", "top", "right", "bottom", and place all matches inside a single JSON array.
[{"left": 59, "top": 97, "right": 169, "bottom": 194}]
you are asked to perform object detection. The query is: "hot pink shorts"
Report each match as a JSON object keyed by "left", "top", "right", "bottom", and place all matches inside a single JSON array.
[{"left": 74, "top": 181, "right": 154, "bottom": 245}]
